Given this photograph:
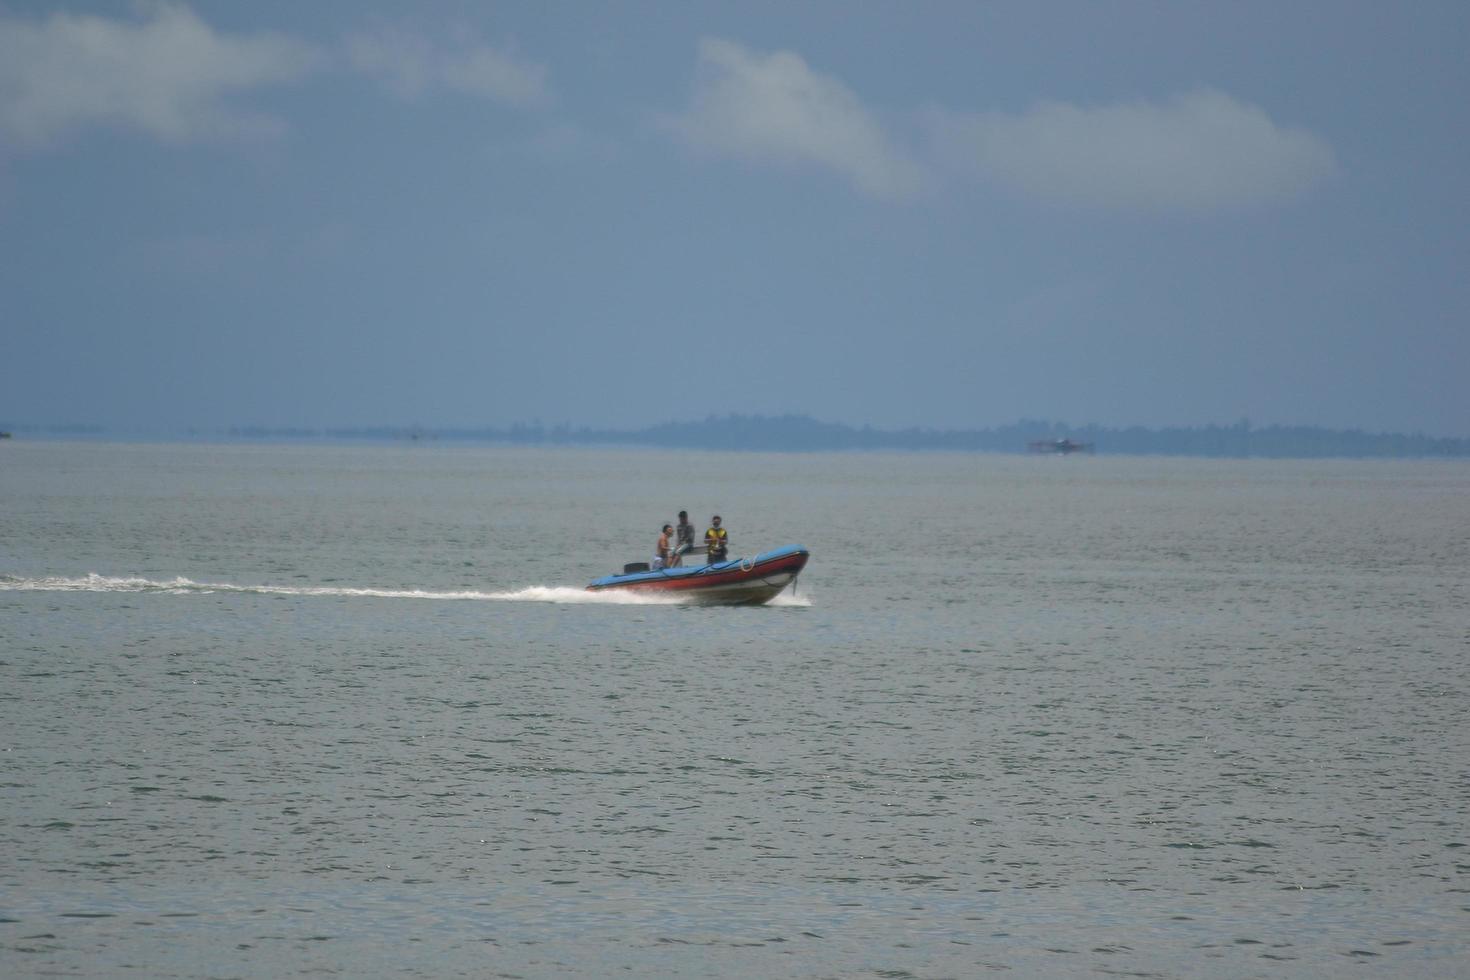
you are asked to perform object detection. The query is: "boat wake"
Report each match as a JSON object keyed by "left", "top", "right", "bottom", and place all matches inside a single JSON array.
[{"left": 0, "top": 573, "right": 811, "bottom": 606}]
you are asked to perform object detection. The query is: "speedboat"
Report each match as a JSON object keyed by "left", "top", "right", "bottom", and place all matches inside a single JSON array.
[{"left": 586, "top": 545, "right": 809, "bottom": 605}]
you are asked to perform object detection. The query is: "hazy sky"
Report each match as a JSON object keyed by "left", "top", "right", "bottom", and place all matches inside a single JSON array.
[{"left": 2, "top": 1, "right": 1466, "bottom": 434}]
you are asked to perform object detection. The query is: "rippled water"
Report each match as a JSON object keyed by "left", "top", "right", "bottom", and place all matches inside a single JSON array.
[{"left": 2, "top": 441, "right": 1467, "bottom": 977}]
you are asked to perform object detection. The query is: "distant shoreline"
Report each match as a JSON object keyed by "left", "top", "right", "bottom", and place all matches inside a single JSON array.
[{"left": 2, "top": 415, "right": 1467, "bottom": 459}]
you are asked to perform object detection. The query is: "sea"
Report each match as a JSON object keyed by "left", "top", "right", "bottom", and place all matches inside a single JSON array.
[{"left": 1, "top": 440, "right": 1467, "bottom": 978}]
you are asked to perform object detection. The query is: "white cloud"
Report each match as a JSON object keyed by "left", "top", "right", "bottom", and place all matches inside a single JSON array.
[
  {"left": 926, "top": 89, "right": 1337, "bottom": 211},
  {"left": 666, "top": 38, "right": 927, "bottom": 200},
  {"left": 0, "top": 2, "right": 320, "bottom": 149},
  {"left": 347, "top": 24, "right": 548, "bottom": 108}
]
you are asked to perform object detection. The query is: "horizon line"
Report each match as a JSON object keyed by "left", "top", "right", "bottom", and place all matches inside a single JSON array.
[
  {"left": 1, "top": 414, "right": 1467, "bottom": 440},
  {"left": 2, "top": 414, "right": 1468, "bottom": 460}
]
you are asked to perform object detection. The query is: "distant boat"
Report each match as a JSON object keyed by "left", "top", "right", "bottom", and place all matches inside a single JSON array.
[
  {"left": 1029, "top": 438, "right": 1093, "bottom": 454},
  {"left": 0, "top": 431, "right": 11, "bottom": 439},
  {"left": 587, "top": 545, "right": 809, "bottom": 605}
]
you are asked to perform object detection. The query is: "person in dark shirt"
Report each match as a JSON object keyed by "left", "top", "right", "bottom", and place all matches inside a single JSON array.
[{"left": 671, "top": 510, "right": 696, "bottom": 567}]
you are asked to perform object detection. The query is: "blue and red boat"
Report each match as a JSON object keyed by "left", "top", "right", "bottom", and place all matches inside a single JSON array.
[{"left": 586, "top": 545, "right": 809, "bottom": 605}]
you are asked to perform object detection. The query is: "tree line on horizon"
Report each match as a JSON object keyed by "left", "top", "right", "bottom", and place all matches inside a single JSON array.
[
  {"left": 4, "top": 414, "right": 1466, "bottom": 457},
  {"left": 241, "top": 414, "right": 1468, "bottom": 458}
]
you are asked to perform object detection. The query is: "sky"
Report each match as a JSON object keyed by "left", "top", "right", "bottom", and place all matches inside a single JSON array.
[{"left": 1, "top": 1, "right": 1467, "bottom": 436}]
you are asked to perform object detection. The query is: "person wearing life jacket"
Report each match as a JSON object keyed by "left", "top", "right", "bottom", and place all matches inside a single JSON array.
[
  {"left": 704, "top": 515, "right": 728, "bottom": 564},
  {"left": 652, "top": 524, "right": 673, "bottom": 570}
]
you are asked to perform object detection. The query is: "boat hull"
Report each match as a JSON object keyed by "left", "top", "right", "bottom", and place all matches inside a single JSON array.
[{"left": 586, "top": 545, "right": 809, "bottom": 605}]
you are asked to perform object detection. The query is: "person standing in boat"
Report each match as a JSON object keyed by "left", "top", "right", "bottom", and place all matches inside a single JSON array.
[
  {"left": 671, "top": 510, "right": 696, "bottom": 566},
  {"left": 705, "top": 515, "right": 728, "bottom": 564},
  {"left": 652, "top": 524, "right": 674, "bottom": 571}
]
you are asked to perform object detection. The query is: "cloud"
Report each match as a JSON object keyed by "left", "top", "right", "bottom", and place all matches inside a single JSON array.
[
  {"left": 0, "top": 2, "right": 320, "bottom": 149},
  {"left": 926, "top": 89, "right": 1337, "bottom": 211},
  {"left": 665, "top": 38, "right": 927, "bottom": 200},
  {"left": 347, "top": 24, "right": 548, "bottom": 108}
]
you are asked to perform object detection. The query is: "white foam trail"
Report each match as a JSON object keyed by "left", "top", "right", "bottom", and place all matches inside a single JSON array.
[{"left": 0, "top": 573, "right": 684, "bottom": 605}]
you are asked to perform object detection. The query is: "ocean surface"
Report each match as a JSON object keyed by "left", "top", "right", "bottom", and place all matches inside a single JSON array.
[{"left": 2, "top": 440, "right": 1467, "bottom": 978}]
